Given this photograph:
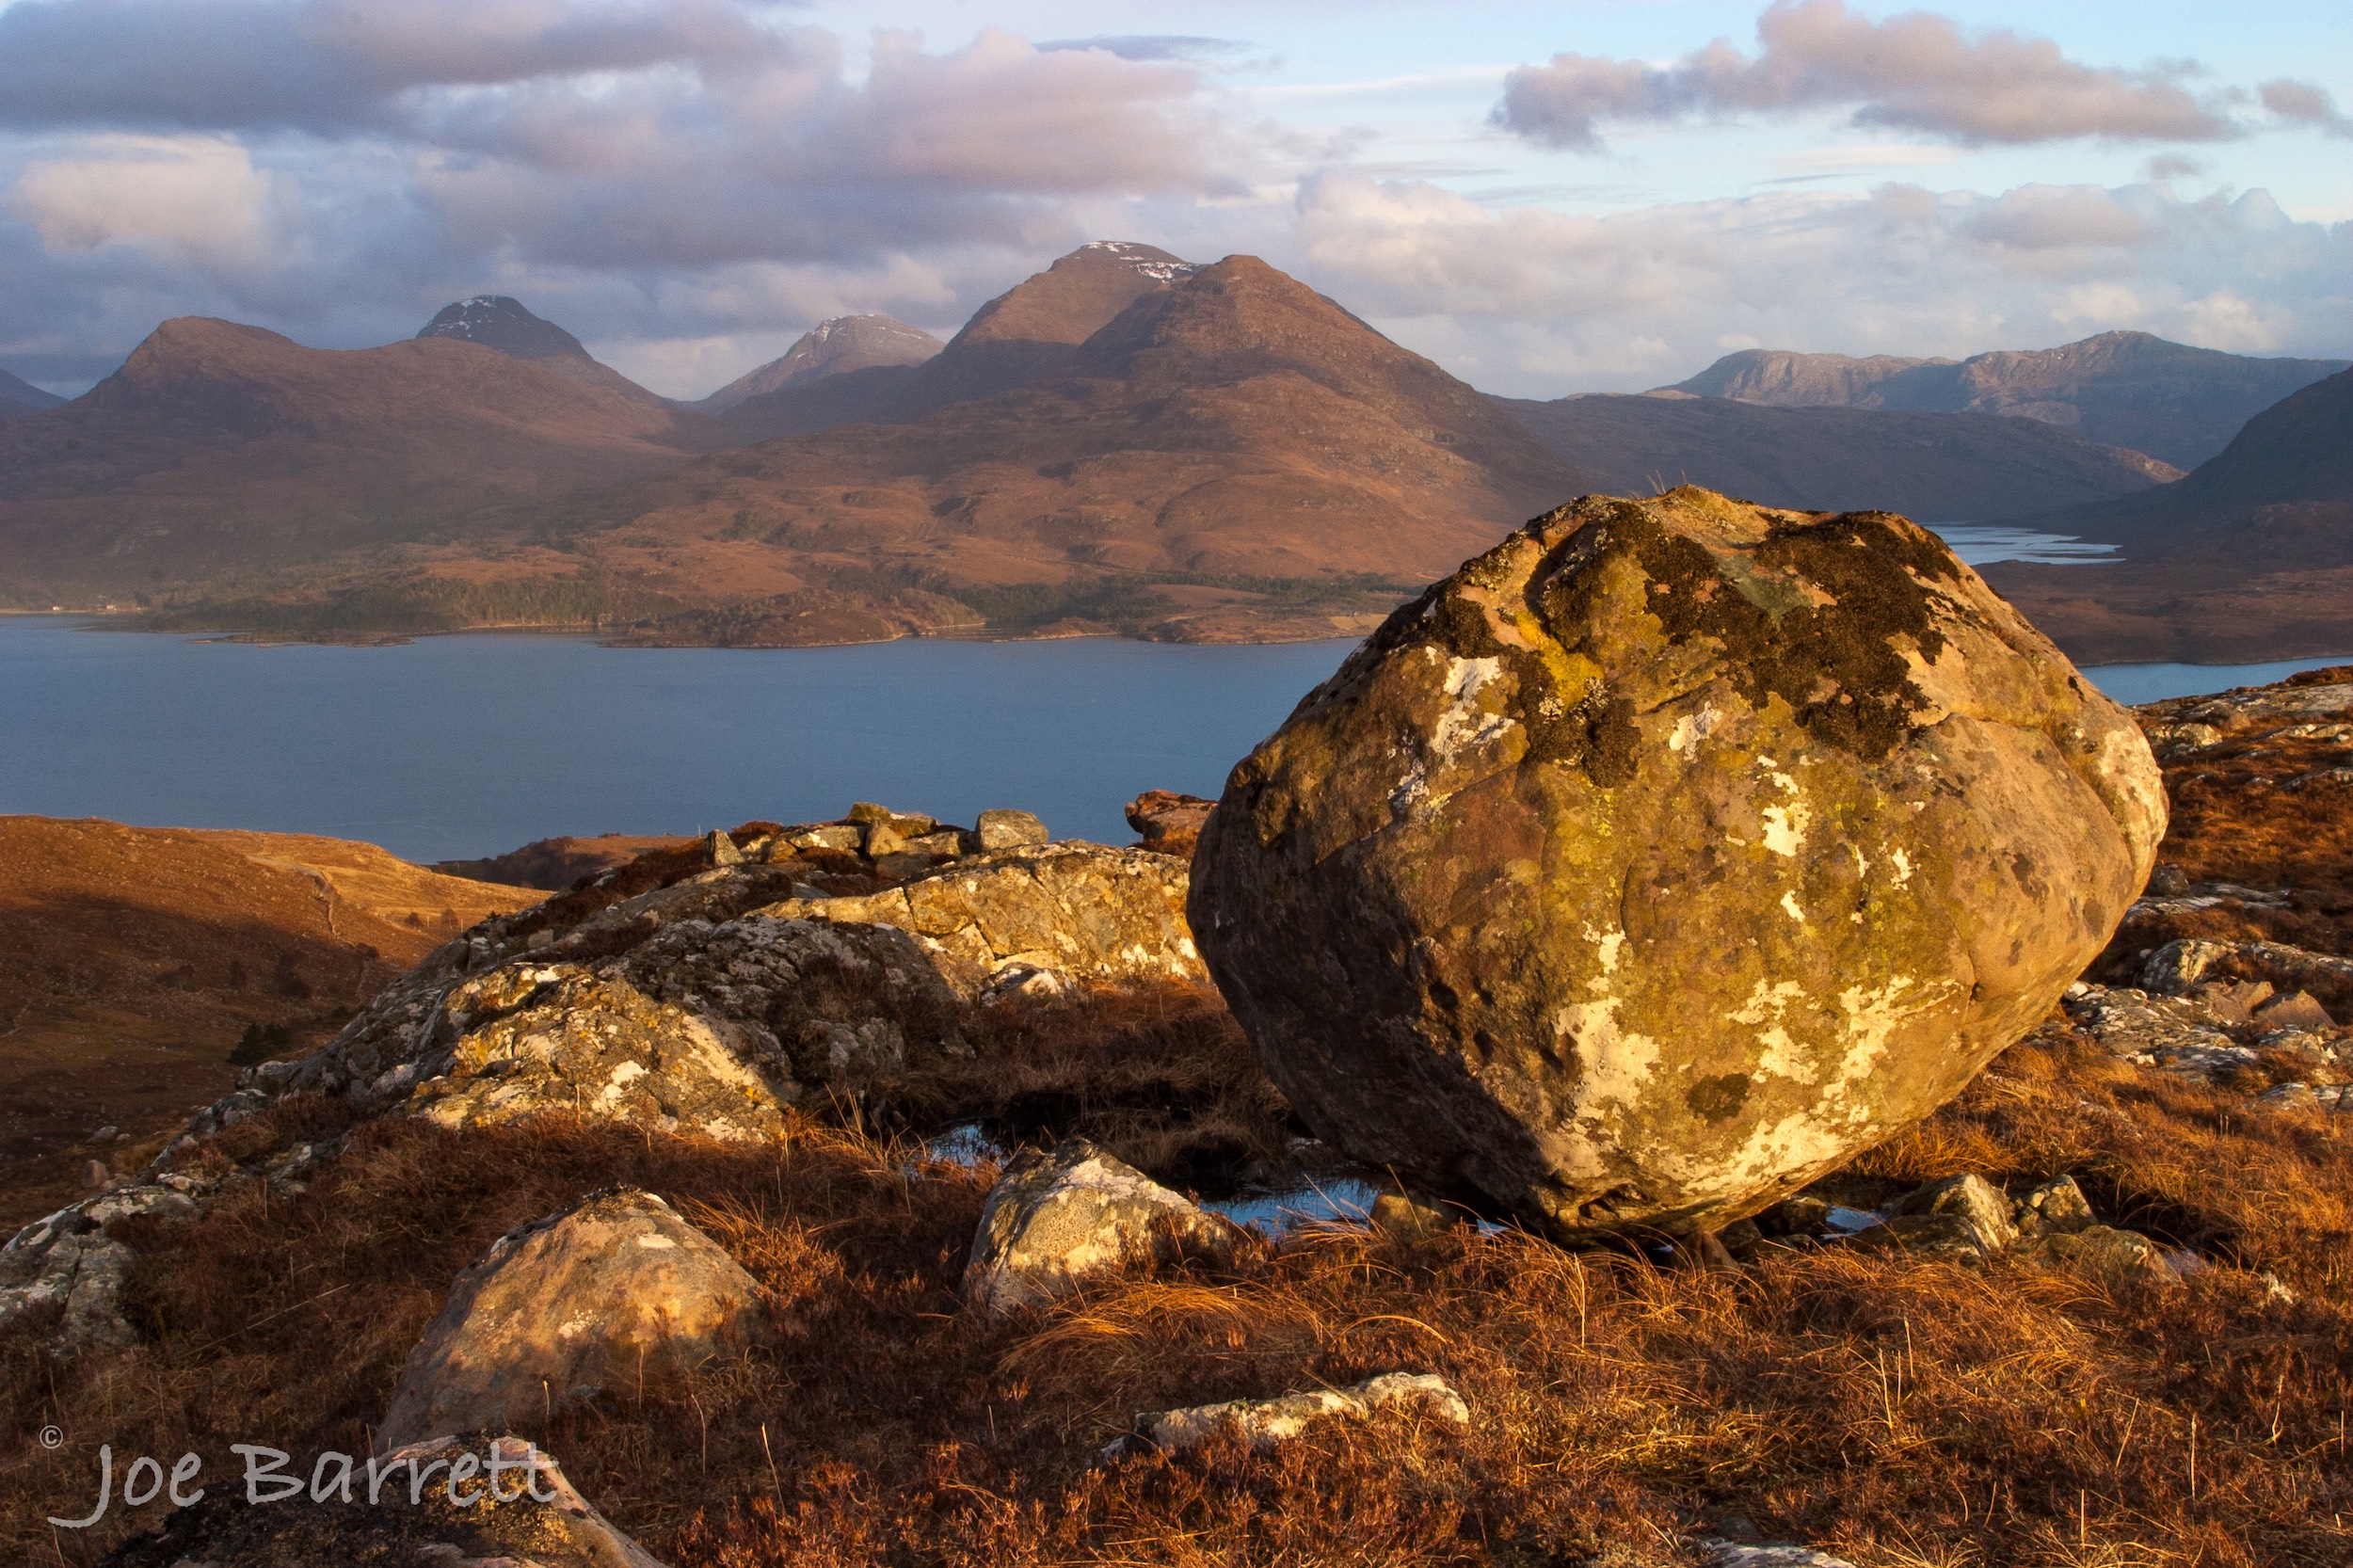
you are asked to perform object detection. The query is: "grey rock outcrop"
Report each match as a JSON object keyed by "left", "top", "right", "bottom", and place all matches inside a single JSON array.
[
  {"left": 1127, "top": 1371, "right": 1468, "bottom": 1455},
  {"left": 0, "top": 1177, "right": 205, "bottom": 1350},
  {"left": 176, "top": 904, "right": 964, "bottom": 1149},
  {"left": 763, "top": 843, "right": 1204, "bottom": 993},
  {"left": 1193, "top": 488, "right": 2164, "bottom": 1239},
  {"left": 965, "top": 1140, "right": 1240, "bottom": 1317},
  {"left": 97, "top": 1433, "right": 665, "bottom": 1567},
  {"left": 381, "top": 1190, "right": 768, "bottom": 1447}
]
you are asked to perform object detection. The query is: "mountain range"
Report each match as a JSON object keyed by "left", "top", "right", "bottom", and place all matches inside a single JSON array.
[
  {"left": 0, "top": 245, "right": 2345, "bottom": 656},
  {"left": 1663, "top": 332, "right": 2347, "bottom": 469}
]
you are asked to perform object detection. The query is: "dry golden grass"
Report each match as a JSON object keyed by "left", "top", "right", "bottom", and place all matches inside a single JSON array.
[{"left": 3, "top": 988, "right": 2349, "bottom": 1568}]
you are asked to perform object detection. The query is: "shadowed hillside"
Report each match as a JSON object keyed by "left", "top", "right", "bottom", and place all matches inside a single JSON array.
[
  {"left": 0, "top": 817, "right": 537, "bottom": 1224},
  {"left": 1984, "top": 370, "right": 2353, "bottom": 662}
]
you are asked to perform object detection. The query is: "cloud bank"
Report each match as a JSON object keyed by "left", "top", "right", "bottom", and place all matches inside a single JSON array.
[
  {"left": 1293, "top": 174, "right": 2352, "bottom": 393},
  {"left": 1495, "top": 0, "right": 2340, "bottom": 150}
]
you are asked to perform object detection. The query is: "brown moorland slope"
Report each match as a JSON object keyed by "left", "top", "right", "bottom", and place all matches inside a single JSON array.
[
  {"left": 1667, "top": 330, "right": 2348, "bottom": 467},
  {"left": 0, "top": 817, "right": 537, "bottom": 1224},
  {"left": 1498, "top": 392, "right": 2177, "bottom": 520},
  {"left": 0, "top": 318, "right": 699, "bottom": 598},
  {"left": 603, "top": 254, "right": 1588, "bottom": 641}
]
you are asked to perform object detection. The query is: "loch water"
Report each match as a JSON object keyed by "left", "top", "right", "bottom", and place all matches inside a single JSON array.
[{"left": 2, "top": 604, "right": 2344, "bottom": 863}]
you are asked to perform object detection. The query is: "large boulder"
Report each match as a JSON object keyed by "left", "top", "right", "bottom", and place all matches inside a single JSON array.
[
  {"left": 1192, "top": 488, "right": 2164, "bottom": 1238},
  {"left": 98, "top": 1433, "right": 665, "bottom": 1567},
  {"left": 380, "top": 1189, "right": 768, "bottom": 1447}
]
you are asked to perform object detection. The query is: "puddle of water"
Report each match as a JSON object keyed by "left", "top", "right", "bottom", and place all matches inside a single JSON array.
[
  {"left": 1204, "top": 1176, "right": 1382, "bottom": 1238},
  {"left": 1825, "top": 1206, "right": 1883, "bottom": 1233},
  {"left": 917, "top": 1122, "right": 1003, "bottom": 1169},
  {"left": 1929, "top": 524, "right": 2119, "bottom": 566}
]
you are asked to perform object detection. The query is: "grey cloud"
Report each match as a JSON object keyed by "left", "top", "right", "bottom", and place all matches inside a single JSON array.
[
  {"left": 0, "top": 0, "right": 795, "bottom": 134},
  {"left": 2259, "top": 80, "right": 2353, "bottom": 137},
  {"left": 2140, "top": 154, "right": 2207, "bottom": 182},
  {"left": 405, "top": 30, "right": 1231, "bottom": 270},
  {"left": 1036, "top": 36, "right": 1248, "bottom": 63},
  {"left": 1496, "top": 0, "right": 2245, "bottom": 151}
]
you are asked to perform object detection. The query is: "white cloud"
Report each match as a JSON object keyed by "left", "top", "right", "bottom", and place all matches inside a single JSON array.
[{"left": 11, "top": 136, "right": 280, "bottom": 266}]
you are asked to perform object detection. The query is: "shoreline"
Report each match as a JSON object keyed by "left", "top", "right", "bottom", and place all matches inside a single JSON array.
[{"left": 8, "top": 610, "right": 2348, "bottom": 672}]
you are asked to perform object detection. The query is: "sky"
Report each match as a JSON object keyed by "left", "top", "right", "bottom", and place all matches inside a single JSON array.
[{"left": 0, "top": 0, "right": 2345, "bottom": 400}]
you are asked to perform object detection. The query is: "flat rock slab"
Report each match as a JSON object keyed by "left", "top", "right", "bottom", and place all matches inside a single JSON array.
[
  {"left": 97, "top": 1434, "right": 665, "bottom": 1567},
  {"left": 965, "top": 1140, "right": 1239, "bottom": 1316},
  {"left": 1193, "top": 488, "right": 2164, "bottom": 1238},
  {"left": 381, "top": 1189, "right": 767, "bottom": 1447},
  {"left": 1702, "top": 1544, "right": 1861, "bottom": 1568},
  {"left": 1132, "top": 1371, "right": 1469, "bottom": 1454},
  {"left": 761, "top": 843, "right": 1206, "bottom": 990}
]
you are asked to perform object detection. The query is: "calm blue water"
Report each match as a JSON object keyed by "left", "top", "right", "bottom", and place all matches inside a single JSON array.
[
  {"left": 1, "top": 618, "right": 2344, "bottom": 863},
  {"left": 0, "top": 619, "right": 1351, "bottom": 861}
]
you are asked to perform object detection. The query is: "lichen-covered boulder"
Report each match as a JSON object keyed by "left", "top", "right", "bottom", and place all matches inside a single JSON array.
[
  {"left": 381, "top": 1189, "right": 768, "bottom": 1447},
  {"left": 1192, "top": 488, "right": 2165, "bottom": 1238}
]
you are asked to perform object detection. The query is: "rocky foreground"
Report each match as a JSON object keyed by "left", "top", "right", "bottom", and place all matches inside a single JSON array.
[{"left": 2, "top": 673, "right": 2351, "bottom": 1564}]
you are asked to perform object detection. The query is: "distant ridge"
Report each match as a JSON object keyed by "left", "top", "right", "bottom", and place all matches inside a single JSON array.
[
  {"left": 2017, "top": 367, "right": 2353, "bottom": 554},
  {"left": 0, "top": 366, "right": 63, "bottom": 417},
  {"left": 416, "top": 295, "right": 669, "bottom": 408},
  {"left": 1661, "top": 330, "right": 2347, "bottom": 468},
  {"left": 0, "top": 315, "right": 694, "bottom": 590},
  {"left": 1496, "top": 393, "right": 2177, "bottom": 521},
  {"left": 697, "top": 315, "right": 942, "bottom": 414}
]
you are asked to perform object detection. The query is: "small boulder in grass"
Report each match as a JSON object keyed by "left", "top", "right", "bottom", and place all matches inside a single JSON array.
[
  {"left": 1888, "top": 1173, "right": 2017, "bottom": 1250},
  {"left": 1122, "top": 1372, "right": 1469, "bottom": 1457},
  {"left": 2020, "top": 1224, "right": 2176, "bottom": 1282},
  {"left": 380, "top": 1189, "right": 768, "bottom": 1447},
  {"left": 2012, "top": 1174, "right": 2096, "bottom": 1239},
  {"left": 964, "top": 1140, "right": 1241, "bottom": 1317}
]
